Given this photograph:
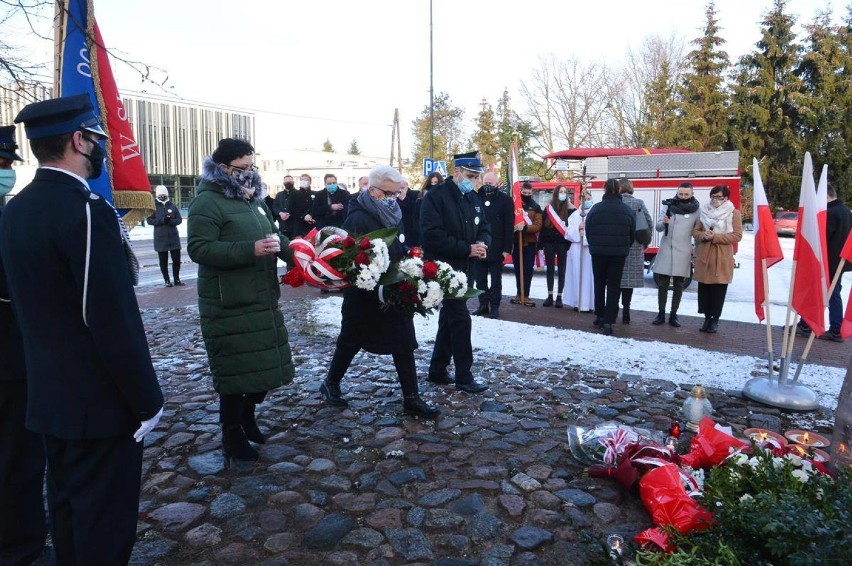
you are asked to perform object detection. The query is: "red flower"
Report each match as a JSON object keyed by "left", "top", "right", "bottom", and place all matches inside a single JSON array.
[
  {"left": 281, "top": 267, "right": 305, "bottom": 288},
  {"left": 354, "top": 251, "right": 370, "bottom": 266},
  {"left": 422, "top": 261, "right": 438, "bottom": 279},
  {"left": 359, "top": 237, "right": 371, "bottom": 250},
  {"left": 399, "top": 281, "right": 415, "bottom": 294},
  {"left": 408, "top": 246, "right": 423, "bottom": 258},
  {"left": 342, "top": 236, "right": 356, "bottom": 248}
]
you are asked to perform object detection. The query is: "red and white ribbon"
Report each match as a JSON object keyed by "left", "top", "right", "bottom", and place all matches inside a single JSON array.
[
  {"left": 600, "top": 428, "right": 632, "bottom": 465},
  {"left": 289, "top": 228, "right": 348, "bottom": 289},
  {"left": 545, "top": 204, "right": 568, "bottom": 239}
]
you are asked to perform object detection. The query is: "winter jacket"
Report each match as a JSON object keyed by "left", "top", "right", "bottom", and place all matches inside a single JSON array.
[
  {"left": 540, "top": 202, "right": 574, "bottom": 245},
  {"left": 692, "top": 210, "right": 742, "bottom": 285},
  {"left": 420, "top": 177, "right": 491, "bottom": 276},
  {"left": 337, "top": 197, "right": 416, "bottom": 354},
  {"left": 310, "top": 188, "right": 350, "bottom": 229},
  {"left": 620, "top": 194, "right": 652, "bottom": 288},
  {"left": 827, "top": 199, "right": 852, "bottom": 276},
  {"left": 585, "top": 194, "right": 635, "bottom": 257},
  {"left": 0, "top": 209, "right": 25, "bottom": 382},
  {"left": 480, "top": 188, "right": 514, "bottom": 260},
  {"left": 516, "top": 197, "right": 543, "bottom": 247},
  {"left": 147, "top": 200, "right": 182, "bottom": 252},
  {"left": 289, "top": 188, "right": 314, "bottom": 237},
  {"left": 653, "top": 208, "right": 695, "bottom": 277},
  {"left": 398, "top": 189, "right": 420, "bottom": 247},
  {"left": 272, "top": 189, "right": 292, "bottom": 236},
  {"left": 187, "top": 159, "right": 295, "bottom": 395}
]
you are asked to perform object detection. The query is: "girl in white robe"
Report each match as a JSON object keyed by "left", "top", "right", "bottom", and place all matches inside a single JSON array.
[{"left": 564, "top": 201, "right": 595, "bottom": 312}]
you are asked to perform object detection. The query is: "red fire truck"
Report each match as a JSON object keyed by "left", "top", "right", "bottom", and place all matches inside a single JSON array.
[{"left": 512, "top": 149, "right": 741, "bottom": 288}]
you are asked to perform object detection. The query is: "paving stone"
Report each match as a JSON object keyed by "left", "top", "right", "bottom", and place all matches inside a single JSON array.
[
  {"left": 341, "top": 527, "right": 384, "bottom": 549},
  {"left": 449, "top": 493, "right": 486, "bottom": 516},
  {"left": 424, "top": 509, "right": 466, "bottom": 529},
  {"left": 510, "top": 525, "right": 554, "bottom": 550},
  {"left": 332, "top": 492, "right": 377, "bottom": 512},
  {"left": 302, "top": 514, "right": 357, "bottom": 550},
  {"left": 366, "top": 508, "right": 403, "bottom": 530},
  {"left": 511, "top": 472, "right": 542, "bottom": 492},
  {"left": 147, "top": 502, "right": 206, "bottom": 532},
  {"left": 184, "top": 523, "right": 222, "bottom": 547},
  {"left": 418, "top": 488, "right": 462, "bottom": 507},
  {"left": 498, "top": 494, "right": 526, "bottom": 517},
  {"left": 209, "top": 493, "right": 247, "bottom": 520},
  {"left": 554, "top": 489, "right": 597, "bottom": 508},
  {"left": 593, "top": 502, "right": 620, "bottom": 524},
  {"left": 263, "top": 532, "right": 297, "bottom": 553},
  {"left": 467, "top": 512, "right": 506, "bottom": 542},
  {"left": 306, "top": 458, "right": 335, "bottom": 473},
  {"left": 387, "top": 467, "right": 427, "bottom": 486},
  {"left": 186, "top": 452, "right": 225, "bottom": 476},
  {"left": 385, "top": 527, "right": 433, "bottom": 561}
]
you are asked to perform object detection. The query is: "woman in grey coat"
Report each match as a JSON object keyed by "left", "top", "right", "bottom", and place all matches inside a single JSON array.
[
  {"left": 618, "top": 179, "right": 652, "bottom": 323},
  {"left": 651, "top": 182, "right": 698, "bottom": 327}
]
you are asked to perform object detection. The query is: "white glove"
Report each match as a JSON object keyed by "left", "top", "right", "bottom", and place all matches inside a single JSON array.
[{"left": 133, "top": 406, "right": 164, "bottom": 443}]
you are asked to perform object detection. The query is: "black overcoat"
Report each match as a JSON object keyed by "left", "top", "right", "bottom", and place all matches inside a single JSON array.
[
  {"left": 480, "top": 189, "right": 514, "bottom": 260},
  {"left": 420, "top": 177, "right": 491, "bottom": 275},
  {"left": 146, "top": 200, "right": 182, "bottom": 252},
  {"left": 337, "top": 197, "right": 416, "bottom": 354},
  {"left": 0, "top": 168, "right": 163, "bottom": 439},
  {"left": 585, "top": 194, "right": 635, "bottom": 257},
  {"left": 0, "top": 209, "right": 25, "bottom": 382},
  {"left": 289, "top": 188, "right": 314, "bottom": 236},
  {"left": 311, "top": 188, "right": 350, "bottom": 229}
]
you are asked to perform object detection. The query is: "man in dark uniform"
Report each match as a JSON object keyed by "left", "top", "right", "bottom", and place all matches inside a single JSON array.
[
  {"left": 0, "top": 124, "right": 47, "bottom": 565},
  {"left": 421, "top": 151, "right": 491, "bottom": 393},
  {"left": 0, "top": 94, "right": 164, "bottom": 565},
  {"left": 472, "top": 171, "right": 514, "bottom": 319}
]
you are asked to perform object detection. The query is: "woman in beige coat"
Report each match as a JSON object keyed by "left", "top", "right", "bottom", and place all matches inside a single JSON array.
[{"left": 692, "top": 185, "right": 742, "bottom": 333}]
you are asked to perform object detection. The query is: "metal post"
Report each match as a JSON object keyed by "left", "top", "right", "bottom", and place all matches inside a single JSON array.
[{"left": 429, "top": 0, "right": 434, "bottom": 159}]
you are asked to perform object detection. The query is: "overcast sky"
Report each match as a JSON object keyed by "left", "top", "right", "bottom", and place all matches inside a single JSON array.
[{"left": 7, "top": 0, "right": 841, "bottom": 160}]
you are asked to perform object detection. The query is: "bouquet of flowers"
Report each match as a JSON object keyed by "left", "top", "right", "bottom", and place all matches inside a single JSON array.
[
  {"left": 377, "top": 250, "right": 481, "bottom": 317},
  {"left": 281, "top": 227, "right": 395, "bottom": 291}
]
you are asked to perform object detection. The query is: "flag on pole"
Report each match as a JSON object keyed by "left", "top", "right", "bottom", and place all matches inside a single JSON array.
[
  {"left": 840, "top": 232, "right": 852, "bottom": 338},
  {"left": 509, "top": 141, "right": 524, "bottom": 226},
  {"left": 815, "top": 164, "right": 830, "bottom": 283},
  {"left": 752, "top": 158, "right": 784, "bottom": 322},
  {"left": 791, "top": 152, "right": 827, "bottom": 335},
  {"left": 56, "top": 0, "right": 153, "bottom": 229}
]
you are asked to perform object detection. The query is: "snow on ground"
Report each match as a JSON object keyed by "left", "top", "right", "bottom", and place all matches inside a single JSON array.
[{"left": 308, "top": 296, "right": 844, "bottom": 411}]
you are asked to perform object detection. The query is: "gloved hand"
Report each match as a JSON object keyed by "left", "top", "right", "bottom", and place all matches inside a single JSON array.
[{"left": 133, "top": 406, "right": 164, "bottom": 443}]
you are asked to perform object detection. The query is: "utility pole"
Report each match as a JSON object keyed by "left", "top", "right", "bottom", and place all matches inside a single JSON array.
[
  {"left": 429, "top": 0, "right": 434, "bottom": 159},
  {"left": 390, "top": 108, "right": 402, "bottom": 172}
]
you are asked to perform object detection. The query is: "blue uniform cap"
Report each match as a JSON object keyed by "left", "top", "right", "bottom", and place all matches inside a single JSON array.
[
  {"left": 453, "top": 151, "right": 484, "bottom": 173},
  {"left": 0, "top": 125, "right": 23, "bottom": 161},
  {"left": 14, "top": 94, "right": 107, "bottom": 140}
]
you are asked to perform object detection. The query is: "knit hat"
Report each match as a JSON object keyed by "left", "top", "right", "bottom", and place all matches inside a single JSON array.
[{"left": 155, "top": 185, "right": 169, "bottom": 198}]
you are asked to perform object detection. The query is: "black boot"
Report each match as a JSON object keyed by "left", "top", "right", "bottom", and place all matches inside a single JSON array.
[
  {"left": 543, "top": 295, "right": 554, "bottom": 307},
  {"left": 699, "top": 315, "right": 711, "bottom": 332},
  {"left": 554, "top": 296, "right": 563, "bottom": 308},
  {"left": 706, "top": 317, "right": 719, "bottom": 334},
  {"left": 320, "top": 380, "right": 348, "bottom": 407},
  {"left": 222, "top": 425, "right": 259, "bottom": 461},
  {"left": 403, "top": 395, "right": 440, "bottom": 418},
  {"left": 652, "top": 312, "right": 665, "bottom": 325},
  {"left": 622, "top": 307, "right": 630, "bottom": 324},
  {"left": 601, "top": 323, "right": 613, "bottom": 336},
  {"left": 669, "top": 313, "right": 681, "bottom": 327},
  {"left": 164, "top": 279, "right": 173, "bottom": 288},
  {"left": 241, "top": 401, "right": 266, "bottom": 444},
  {"left": 471, "top": 303, "right": 490, "bottom": 316}
]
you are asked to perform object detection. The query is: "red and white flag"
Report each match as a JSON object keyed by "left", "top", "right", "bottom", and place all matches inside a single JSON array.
[
  {"left": 752, "top": 158, "right": 784, "bottom": 322},
  {"left": 815, "top": 164, "right": 830, "bottom": 283},
  {"left": 839, "top": 232, "right": 852, "bottom": 338},
  {"left": 509, "top": 141, "right": 525, "bottom": 226},
  {"left": 545, "top": 204, "right": 568, "bottom": 239},
  {"left": 791, "top": 153, "right": 827, "bottom": 335}
]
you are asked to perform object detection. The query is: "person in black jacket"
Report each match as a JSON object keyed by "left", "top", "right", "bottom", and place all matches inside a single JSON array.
[
  {"left": 421, "top": 151, "right": 491, "bottom": 393},
  {"left": 472, "top": 172, "right": 513, "bottom": 319},
  {"left": 396, "top": 178, "right": 420, "bottom": 245},
  {"left": 585, "top": 178, "right": 635, "bottom": 336},
  {"left": 289, "top": 173, "right": 315, "bottom": 237},
  {"left": 147, "top": 184, "right": 184, "bottom": 287},
  {"left": 540, "top": 184, "right": 575, "bottom": 308},
  {"left": 319, "top": 165, "right": 439, "bottom": 418},
  {"left": 1, "top": 95, "right": 164, "bottom": 565},
  {"left": 797, "top": 182, "right": 852, "bottom": 342},
  {"left": 273, "top": 175, "right": 295, "bottom": 238},
  {"left": 308, "top": 173, "right": 350, "bottom": 229}
]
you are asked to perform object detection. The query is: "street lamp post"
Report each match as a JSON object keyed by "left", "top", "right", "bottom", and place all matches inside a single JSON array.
[{"left": 429, "top": 0, "right": 434, "bottom": 159}]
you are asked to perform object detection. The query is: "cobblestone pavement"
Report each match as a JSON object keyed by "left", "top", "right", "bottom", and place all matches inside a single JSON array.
[{"left": 126, "top": 292, "right": 836, "bottom": 566}]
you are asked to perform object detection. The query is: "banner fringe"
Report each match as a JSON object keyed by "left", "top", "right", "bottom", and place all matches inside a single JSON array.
[{"left": 115, "top": 190, "right": 154, "bottom": 231}]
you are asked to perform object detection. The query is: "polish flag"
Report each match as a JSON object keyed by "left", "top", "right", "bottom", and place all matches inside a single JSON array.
[
  {"left": 509, "top": 142, "right": 525, "bottom": 226},
  {"left": 815, "top": 165, "right": 830, "bottom": 283},
  {"left": 791, "top": 153, "right": 827, "bottom": 335},
  {"left": 752, "top": 158, "right": 783, "bottom": 322},
  {"left": 839, "top": 232, "right": 852, "bottom": 338}
]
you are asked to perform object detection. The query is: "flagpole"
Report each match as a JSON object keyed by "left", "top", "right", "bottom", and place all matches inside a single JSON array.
[
  {"left": 791, "top": 259, "right": 847, "bottom": 382},
  {"left": 779, "top": 261, "right": 798, "bottom": 383},
  {"left": 53, "top": 0, "right": 67, "bottom": 95},
  {"left": 518, "top": 231, "right": 526, "bottom": 303},
  {"left": 761, "top": 259, "right": 775, "bottom": 380}
]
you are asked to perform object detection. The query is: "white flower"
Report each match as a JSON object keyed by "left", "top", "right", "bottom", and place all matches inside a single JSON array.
[
  {"left": 739, "top": 493, "right": 754, "bottom": 503},
  {"left": 399, "top": 258, "right": 423, "bottom": 278},
  {"left": 417, "top": 280, "right": 427, "bottom": 293},
  {"left": 422, "top": 281, "right": 444, "bottom": 309},
  {"left": 786, "top": 454, "right": 804, "bottom": 467},
  {"left": 355, "top": 267, "right": 378, "bottom": 290},
  {"left": 731, "top": 453, "right": 749, "bottom": 467},
  {"left": 791, "top": 469, "right": 809, "bottom": 483}
]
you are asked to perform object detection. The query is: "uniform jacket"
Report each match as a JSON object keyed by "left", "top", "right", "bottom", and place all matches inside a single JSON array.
[
  {"left": 146, "top": 199, "right": 182, "bottom": 252},
  {"left": 516, "top": 198, "right": 543, "bottom": 247},
  {"left": 337, "top": 197, "right": 416, "bottom": 355},
  {"left": 692, "top": 209, "right": 743, "bottom": 285},
  {"left": 479, "top": 188, "right": 514, "bottom": 261},
  {"left": 187, "top": 158, "right": 295, "bottom": 395},
  {"left": 272, "top": 189, "right": 292, "bottom": 236},
  {"left": 0, "top": 209, "right": 25, "bottom": 382},
  {"left": 420, "top": 177, "right": 491, "bottom": 276},
  {"left": 620, "top": 194, "right": 652, "bottom": 288},
  {"left": 827, "top": 199, "right": 852, "bottom": 276},
  {"left": 288, "top": 187, "right": 314, "bottom": 237},
  {"left": 653, "top": 208, "right": 695, "bottom": 277},
  {"left": 585, "top": 194, "right": 635, "bottom": 257},
  {"left": 310, "top": 187, "right": 350, "bottom": 229},
  {"left": 0, "top": 168, "right": 163, "bottom": 439}
]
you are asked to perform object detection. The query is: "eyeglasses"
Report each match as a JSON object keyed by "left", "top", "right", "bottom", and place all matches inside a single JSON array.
[
  {"left": 710, "top": 195, "right": 727, "bottom": 201},
  {"left": 371, "top": 186, "right": 399, "bottom": 198},
  {"left": 229, "top": 163, "right": 258, "bottom": 173}
]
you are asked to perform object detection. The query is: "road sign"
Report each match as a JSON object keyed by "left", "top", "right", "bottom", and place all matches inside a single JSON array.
[{"left": 423, "top": 158, "right": 447, "bottom": 177}]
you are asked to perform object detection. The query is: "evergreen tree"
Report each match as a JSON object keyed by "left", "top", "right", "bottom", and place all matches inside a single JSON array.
[
  {"left": 410, "top": 91, "right": 465, "bottom": 170},
  {"left": 639, "top": 58, "right": 680, "bottom": 147},
  {"left": 471, "top": 99, "right": 499, "bottom": 169},
  {"left": 322, "top": 138, "right": 334, "bottom": 152},
  {"left": 676, "top": 0, "right": 730, "bottom": 151},
  {"left": 495, "top": 88, "right": 538, "bottom": 177},
  {"left": 729, "top": 0, "right": 804, "bottom": 208},
  {"left": 347, "top": 139, "right": 361, "bottom": 155}
]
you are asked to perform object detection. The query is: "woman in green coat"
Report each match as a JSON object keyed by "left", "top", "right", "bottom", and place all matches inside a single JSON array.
[{"left": 188, "top": 138, "right": 295, "bottom": 462}]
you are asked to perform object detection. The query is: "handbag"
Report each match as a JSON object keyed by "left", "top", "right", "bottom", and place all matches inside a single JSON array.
[{"left": 634, "top": 208, "right": 652, "bottom": 246}]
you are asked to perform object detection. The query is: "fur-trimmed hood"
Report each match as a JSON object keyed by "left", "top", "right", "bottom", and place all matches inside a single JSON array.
[{"left": 200, "top": 156, "right": 263, "bottom": 202}]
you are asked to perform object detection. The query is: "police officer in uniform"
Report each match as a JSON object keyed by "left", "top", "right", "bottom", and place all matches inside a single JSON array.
[
  {"left": 421, "top": 151, "right": 491, "bottom": 393},
  {"left": 0, "top": 124, "right": 47, "bottom": 565},
  {"left": 0, "top": 94, "right": 164, "bottom": 565}
]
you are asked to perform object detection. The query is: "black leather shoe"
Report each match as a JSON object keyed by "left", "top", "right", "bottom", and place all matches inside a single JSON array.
[
  {"left": 542, "top": 296, "right": 554, "bottom": 307},
  {"left": 554, "top": 297, "right": 563, "bottom": 308},
  {"left": 593, "top": 316, "right": 604, "bottom": 327},
  {"left": 222, "top": 425, "right": 259, "bottom": 461},
  {"left": 174, "top": 280, "right": 186, "bottom": 286},
  {"left": 706, "top": 318, "right": 719, "bottom": 334},
  {"left": 795, "top": 325, "right": 811, "bottom": 337},
  {"left": 164, "top": 281, "right": 173, "bottom": 288},
  {"left": 699, "top": 316, "right": 711, "bottom": 332},
  {"left": 471, "top": 304, "right": 490, "bottom": 316},
  {"left": 489, "top": 307, "right": 500, "bottom": 319},
  {"left": 601, "top": 323, "right": 613, "bottom": 336},
  {"left": 427, "top": 372, "right": 453, "bottom": 385},
  {"left": 622, "top": 309, "right": 630, "bottom": 324},
  {"left": 652, "top": 313, "right": 665, "bottom": 325},
  {"left": 669, "top": 314, "right": 681, "bottom": 328},
  {"left": 319, "top": 380, "right": 348, "bottom": 407},
  {"left": 455, "top": 380, "right": 488, "bottom": 393},
  {"left": 403, "top": 395, "right": 441, "bottom": 418}
]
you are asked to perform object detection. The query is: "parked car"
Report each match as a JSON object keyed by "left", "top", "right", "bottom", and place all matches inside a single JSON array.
[{"left": 775, "top": 210, "right": 798, "bottom": 237}]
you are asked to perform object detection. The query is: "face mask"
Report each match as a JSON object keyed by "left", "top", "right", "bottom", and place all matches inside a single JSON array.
[
  {"left": 583, "top": 201, "right": 593, "bottom": 210},
  {"left": 558, "top": 194, "right": 567, "bottom": 202},
  {"left": 327, "top": 184, "right": 338, "bottom": 193},
  {"left": 231, "top": 168, "right": 255, "bottom": 188},
  {"left": 299, "top": 179, "right": 310, "bottom": 189},
  {"left": 458, "top": 178, "right": 475, "bottom": 194},
  {"left": 381, "top": 197, "right": 398, "bottom": 210},
  {"left": 482, "top": 184, "right": 496, "bottom": 194},
  {"left": 157, "top": 195, "right": 168, "bottom": 202},
  {"left": 0, "top": 169, "right": 16, "bottom": 196},
  {"left": 82, "top": 137, "right": 105, "bottom": 180},
  {"left": 284, "top": 182, "right": 295, "bottom": 190},
  {"left": 521, "top": 193, "right": 532, "bottom": 202}
]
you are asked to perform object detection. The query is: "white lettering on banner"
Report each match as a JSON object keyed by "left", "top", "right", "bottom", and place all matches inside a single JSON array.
[
  {"left": 116, "top": 94, "right": 128, "bottom": 121},
  {"left": 118, "top": 133, "right": 141, "bottom": 162},
  {"left": 77, "top": 48, "right": 92, "bottom": 77}
]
